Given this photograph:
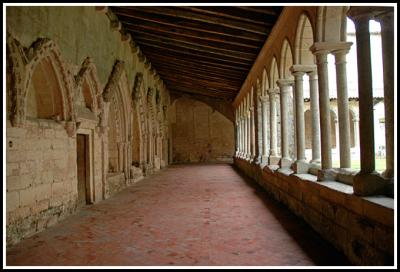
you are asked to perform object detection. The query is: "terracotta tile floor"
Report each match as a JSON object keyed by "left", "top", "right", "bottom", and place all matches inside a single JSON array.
[{"left": 6, "top": 163, "right": 350, "bottom": 266}]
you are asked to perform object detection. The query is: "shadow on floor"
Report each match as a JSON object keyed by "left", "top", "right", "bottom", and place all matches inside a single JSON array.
[{"left": 231, "top": 165, "right": 351, "bottom": 266}]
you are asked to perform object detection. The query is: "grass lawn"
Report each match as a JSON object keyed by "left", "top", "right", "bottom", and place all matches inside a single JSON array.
[{"left": 332, "top": 158, "right": 386, "bottom": 172}]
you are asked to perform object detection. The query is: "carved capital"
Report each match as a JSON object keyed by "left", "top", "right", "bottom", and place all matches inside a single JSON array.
[{"left": 65, "top": 121, "right": 76, "bottom": 137}]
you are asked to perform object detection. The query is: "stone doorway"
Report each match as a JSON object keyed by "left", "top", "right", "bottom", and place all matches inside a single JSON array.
[{"left": 77, "top": 134, "right": 90, "bottom": 207}]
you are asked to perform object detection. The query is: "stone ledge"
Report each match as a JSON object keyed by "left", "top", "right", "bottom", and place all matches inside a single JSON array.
[
  {"left": 234, "top": 159, "right": 394, "bottom": 265},
  {"left": 276, "top": 167, "right": 294, "bottom": 176}
]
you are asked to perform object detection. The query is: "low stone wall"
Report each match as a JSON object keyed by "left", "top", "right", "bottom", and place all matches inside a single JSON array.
[{"left": 234, "top": 158, "right": 394, "bottom": 266}]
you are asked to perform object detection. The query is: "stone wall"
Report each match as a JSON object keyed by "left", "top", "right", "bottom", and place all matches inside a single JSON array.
[
  {"left": 6, "top": 6, "right": 170, "bottom": 247},
  {"left": 170, "top": 97, "right": 235, "bottom": 163},
  {"left": 234, "top": 158, "right": 394, "bottom": 266},
  {"left": 6, "top": 119, "right": 78, "bottom": 246}
]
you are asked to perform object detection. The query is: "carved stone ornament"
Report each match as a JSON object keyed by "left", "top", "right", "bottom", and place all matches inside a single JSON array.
[
  {"left": 74, "top": 57, "right": 101, "bottom": 115},
  {"left": 103, "top": 60, "right": 125, "bottom": 103},
  {"left": 132, "top": 72, "right": 143, "bottom": 102},
  {"left": 6, "top": 32, "right": 74, "bottom": 128}
]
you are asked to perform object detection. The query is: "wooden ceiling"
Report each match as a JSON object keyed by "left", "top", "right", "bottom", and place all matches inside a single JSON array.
[{"left": 111, "top": 6, "right": 283, "bottom": 101}]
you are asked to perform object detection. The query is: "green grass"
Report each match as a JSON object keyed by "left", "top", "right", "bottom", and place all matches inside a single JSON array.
[{"left": 332, "top": 158, "right": 387, "bottom": 172}]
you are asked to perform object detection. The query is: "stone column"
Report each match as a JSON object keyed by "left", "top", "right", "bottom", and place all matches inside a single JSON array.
[
  {"left": 348, "top": 7, "right": 388, "bottom": 195},
  {"left": 310, "top": 44, "right": 333, "bottom": 176},
  {"left": 268, "top": 88, "right": 280, "bottom": 165},
  {"left": 260, "top": 96, "right": 269, "bottom": 163},
  {"left": 334, "top": 116, "right": 340, "bottom": 162},
  {"left": 277, "top": 79, "right": 294, "bottom": 168},
  {"left": 332, "top": 44, "right": 353, "bottom": 168},
  {"left": 241, "top": 110, "right": 245, "bottom": 158},
  {"left": 250, "top": 106, "right": 256, "bottom": 161},
  {"left": 244, "top": 99, "right": 248, "bottom": 159},
  {"left": 290, "top": 65, "right": 308, "bottom": 173},
  {"left": 239, "top": 104, "right": 243, "bottom": 158},
  {"left": 235, "top": 110, "right": 239, "bottom": 157},
  {"left": 307, "top": 70, "right": 321, "bottom": 164},
  {"left": 375, "top": 10, "right": 394, "bottom": 179},
  {"left": 353, "top": 115, "right": 360, "bottom": 150},
  {"left": 348, "top": 11, "right": 375, "bottom": 174},
  {"left": 246, "top": 109, "right": 251, "bottom": 161}
]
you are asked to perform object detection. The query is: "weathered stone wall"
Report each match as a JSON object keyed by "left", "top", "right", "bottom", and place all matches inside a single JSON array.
[
  {"left": 170, "top": 97, "right": 235, "bottom": 163},
  {"left": 6, "top": 6, "right": 169, "bottom": 247},
  {"left": 234, "top": 159, "right": 394, "bottom": 266},
  {"left": 6, "top": 119, "right": 78, "bottom": 246}
]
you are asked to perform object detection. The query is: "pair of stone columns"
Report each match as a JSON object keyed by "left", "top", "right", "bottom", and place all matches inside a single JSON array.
[
  {"left": 259, "top": 96, "right": 269, "bottom": 163},
  {"left": 276, "top": 79, "right": 293, "bottom": 168},
  {"left": 275, "top": 65, "right": 321, "bottom": 173},
  {"left": 347, "top": 6, "right": 394, "bottom": 195},
  {"left": 267, "top": 88, "right": 280, "bottom": 165},
  {"left": 239, "top": 91, "right": 256, "bottom": 162},
  {"left": 310, "top": 42, "right": 353, "bottom": 178}
]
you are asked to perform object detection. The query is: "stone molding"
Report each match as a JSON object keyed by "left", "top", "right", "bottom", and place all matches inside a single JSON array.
[
  {"left": 103, "top": 60, "right": 125, "bottom": 103},
  {"left": 6, "top": 32, "right": 74, "bottom": 128},
  {"left": 74, "top": 57, "right": 102, "bottom": 116}
]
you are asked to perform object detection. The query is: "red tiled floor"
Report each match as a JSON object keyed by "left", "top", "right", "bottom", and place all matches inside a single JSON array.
[{"left": 6, "top": 163, "right": 350, "bottom": 266}]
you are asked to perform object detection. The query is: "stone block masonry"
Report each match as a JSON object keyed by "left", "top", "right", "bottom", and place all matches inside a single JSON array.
[
  {"left": 234, "top": 158, "right": 394, "bottom": 266},
  {"left": 6, "top": 120, "right": 78, "bottom": 246}
]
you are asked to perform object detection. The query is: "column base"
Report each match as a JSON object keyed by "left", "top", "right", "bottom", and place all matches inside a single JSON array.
[
  {"left": 261, "top": 155, "right": 269, "bottom": 164},
  {"left": 292, "top": 160, "right": 310, "bottom": 174},
  {"left": 316, "top": 167, "right": 359, "bottom": 184},
  {"left": 382, "top": 168, "right": 394, "bottom": 179},
  {"left": 317, "top": 168, "right": 337, "bottom": 181},
  {"left": 268, "top": 155, "right": 280, "bottom": 165},
  {"left": 353, "top": 172, "right": 390, "bottom": 196},
  {"left": 252, "top": 156, "right": 261, "bottom": 165},
  {"left": 279, "top": 157, "right": 293, "bottom": 168},
  {"left": 309, "top": 159, "right": 321, "bottom": 165}
]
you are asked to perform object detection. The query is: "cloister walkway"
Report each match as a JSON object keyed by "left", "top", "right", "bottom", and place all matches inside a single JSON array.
[{"left": 7, "top": 164, "right": 350, "bottom": 266}]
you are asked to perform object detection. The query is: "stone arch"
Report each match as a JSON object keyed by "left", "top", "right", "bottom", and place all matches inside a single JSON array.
[
  {"left": 295, "top": 13, "right": 315, "bottom": 65},
  {"left": 103, "top": 61, "right": 131, "bottom": 175},
  {"left": 279, "top": 38, "right": 294, "bottom": 79},
  {"left": 7, "top": 33, "right": 74, "bottom": 128},
  {"left": 316, "top": 6, "right": 349, "bottom": 43},
  {"left": 262, "top": 68, "right": 269, "bottom": 96},
  {"left": 269, "top": 57, "right": 280, "bottom": 88},
  {"left": 74, "top": 57, "right": 102, "bottom": 116}
]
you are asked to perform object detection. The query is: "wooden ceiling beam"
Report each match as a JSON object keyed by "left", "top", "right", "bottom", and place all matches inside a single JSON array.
[
  {"left": 116, "top": 15, "right": 263, "bottom": 46},
  {"left": 163, "top": 77, "right": 239, "bottom": 92},
  {"left": 169, "top": 88, "right": 234, "bottom": 101},
  {"left": 178, "top": 6, "right": 276, "bottom": 26},
  {"left": 164, "top": 76, "right": 239, "bottom": 90},
  {"left": 166, "top": 81, "right": 235, "bottom": 94},
  {"left": 148, "top": 58, "right": 246, "bottom": 76},
  {"left": 111, "top": 7, "right": 266, "bottom": 41},
  {"left": 120, "top": 23, "right": 259, "bottom": 58},
  {"left": 167, "top": 85, "right": 236, "bottom": 99},
  {"left": 152, "top": 62, "right": 244, "bottom": 80},
  {"left": 128, "top": 28, "right": 259, "bottom": 53},
  {"left": 142, "top": 50, "right": 250, "bottom": 71},
  {"left": 118, "top": 6, "right": 270, "bottom": 35},
  {"left": 236, "top": 6, "right": 282, "bottom": 16},
  {"left": 133, "top": 38, "right": 254, "bottom": 66},
  {"left": 156, "top": 69, "right": 243, "bottom": 86}
]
